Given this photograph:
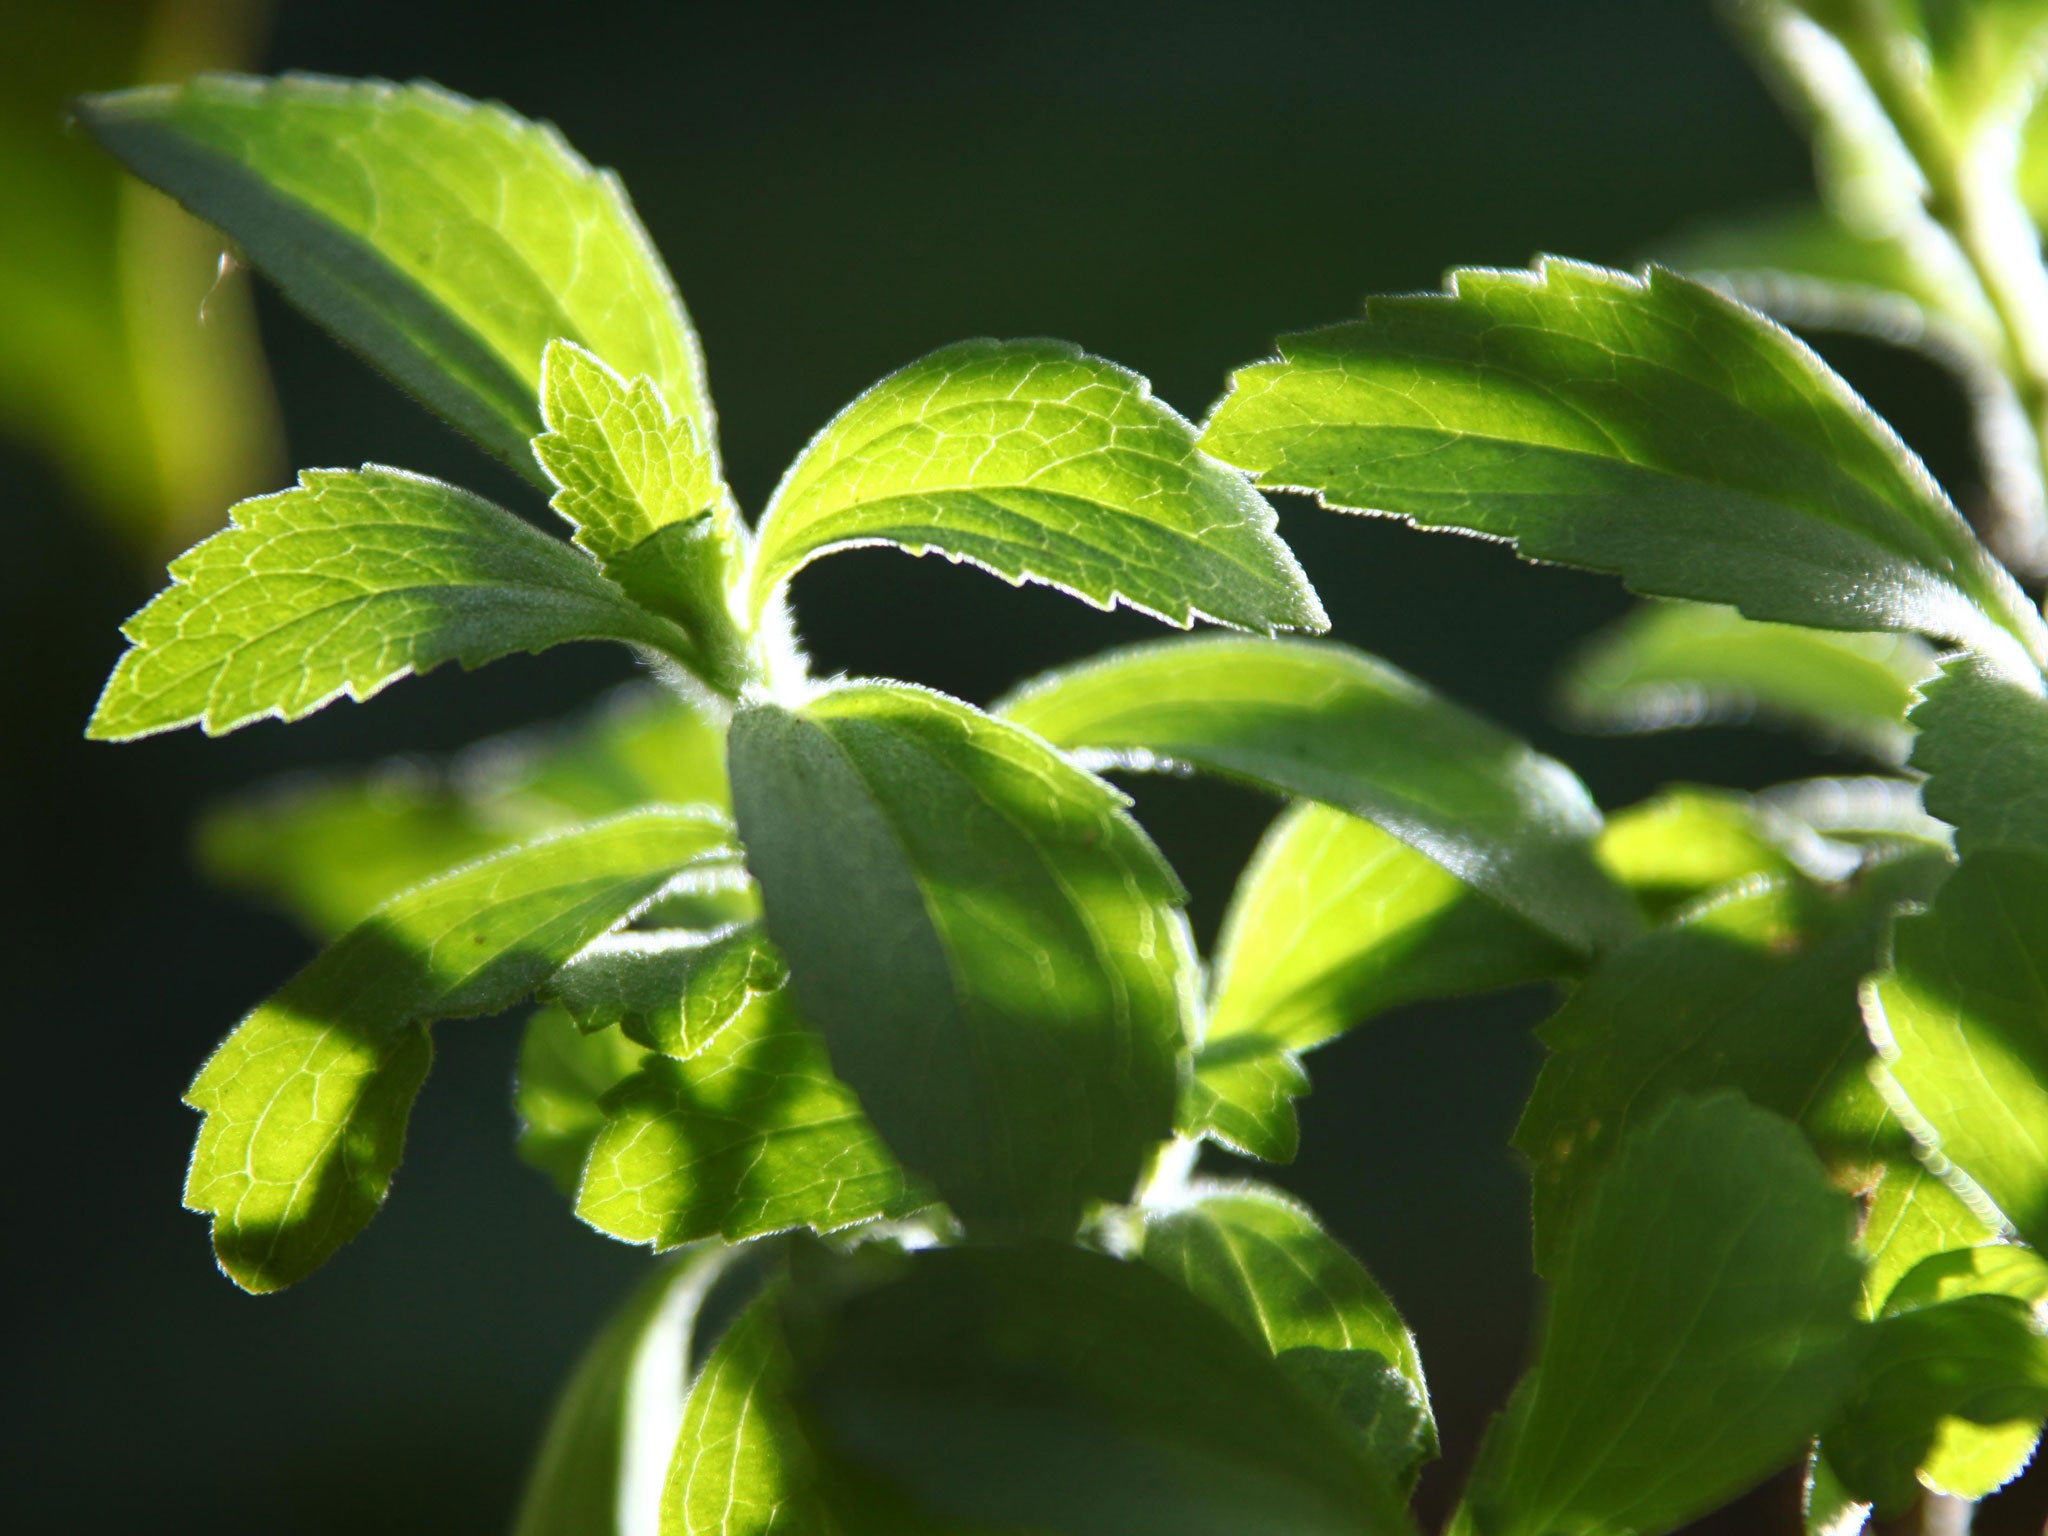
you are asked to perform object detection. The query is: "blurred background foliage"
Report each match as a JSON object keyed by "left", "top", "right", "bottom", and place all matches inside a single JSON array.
[{"left": 5, "top": 1, "right": 2040, "bottom": 1531}]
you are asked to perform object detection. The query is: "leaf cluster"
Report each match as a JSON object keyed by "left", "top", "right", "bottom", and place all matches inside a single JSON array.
[{"left": 81, "top": 14, "right": 2048, "bottom": 1530}]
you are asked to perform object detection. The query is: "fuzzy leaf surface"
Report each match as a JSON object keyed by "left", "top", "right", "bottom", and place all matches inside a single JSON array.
[
  {"left": 532, "top": 340, "right": 746, "bottom": 684},
  {"left": 1201, "top": 260, "right": 2046, "bottom": 678},
  {"left": 1469, "top": 1094, "right": 1865, "bottom": 1536},
  {"left": 549, "top": 923, "right": 785, "bottom": 1058},
  {"left": 1561, "top": 600, "right": 1936, "bottom": 764},
  {"left": 90, "top": 467, "right": 684, "bottom": 741},
  {"left": 786, "top": 1243, "right": 1416, "bottom": 1536},
  {"left": 1142, "top": 1183, "right": 1437, "bottom": 1491},
  {"left": 184, "top": 807, "right": 732, "bottom": 1290},
  {"left": 748, "top": 339, "right": 1325, "bottom": 634},
  {"left": 1002, "top": 636, "right": 1632, "bottom": 953},
  {"left": 729, "top": 683, "right": 1191, "bottom": 1235},
  {"left": 78, "top": 74, "right": 714, "bottom": 474},
  {"left": 1870, "top": 848, "right": 2048, "bottom": 1252},
  {"left": 576, "top": 992, "right": 919, "bottom": 1249}
]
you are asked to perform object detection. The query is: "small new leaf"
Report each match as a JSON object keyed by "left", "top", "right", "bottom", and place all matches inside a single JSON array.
[
  {"left": 89, "top": 467, "right": 687, "bottom": 741},
  {"left": 532, "top": 341, "right": 748, "bottom": 689},
  {"left": 1002, "top": 636, "right": 1634, "bottom": 953},
  {"left": 184, "top": 807, "right": 733, "bottom": 1291},
  {"left": 576, "top": 992, "right": 921, "bottom": 1248},
  {"left": 77, "top": 74, "right": 716, "bottom": 475},
  {"left": 748, "top": 338, "right": 1326, "bottom": 635},
  {"left": 730, "top": 682, "right": 1193, "bottom": 1236},
  {"left": 548, "top": 922, "right": 785, "bottom": 1058},
  {"left": 1201, "top": 259, "right": 2047, "bottom": 679}
]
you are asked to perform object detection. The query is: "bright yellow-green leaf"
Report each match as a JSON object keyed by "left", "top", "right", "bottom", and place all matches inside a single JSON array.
[
  {"left": 748, "top": 338, "right": 1326, "bottom": 635},
  {"left": 184, "top": 807, "right": 733, "bottom": 1291}
]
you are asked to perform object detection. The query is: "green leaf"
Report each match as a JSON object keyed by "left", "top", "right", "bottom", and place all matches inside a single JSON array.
[
  {"left": 1179, "top": 1039, "right": 1312, "bottom": 1163},
  {"left": 1184, "top": 800, "right": 1571, "bottom": 1162},
  {"left": 1467, "top": 1094, "right": 1866, "bottom": 1536},
  {"left": 1908, "top": 653, "right": 2048, "bottom": 853},
  {"left": 1857, "top": 1161, "right": 1998, "bottom": 1320},
  {"left": 1869, "top": 847, "right": 2048, "bottom": 1252},
  {"left": 785, "top": 1242, "right": 1416, "bottom": 1536},
  {"left": 532, "top": 340, "right": 750, "bottom": 690},
  {"left": 576, "top": 991, "right": 921, "bottom": 1250},
  {"left": 729, "top": 682, "right": 1193, "bottom": 1236},
  {"left": 184, "top": 806, "right": 733, "bottom": 1291},
  {"left": 549, "top": 923, "right": 786, "bottom": 1059},
  {"left": 514, "top": 1247, "right": 737, "bottom": 1536},
  {"left": 77, "top": 74, "right": 715, "bottom": 476},
  {"left": 89, "top": 466, "right": 687, "bottom": 741},
  {"left": 1825, "top": 1294, "right": 2048, "bottom": 1514},
  {"left": 746, "top": 338, "right": 1326, "bottom": 635},
  {"left": 1210, "top": 802, "right": 1573, "bottom": 1055},
  {"left": 1201, "top": 259, "right": 2048, "bottom": 679},
  {"left": 1517, "top": 858, "right": 1946, "bottom": 1273},
  {"left": 1594, "top": 785, "right": 1803, "bottom": 920},
  {"left": 661, "top": 1286, "right": 833, "bottom": 1536},
  {"left": 1001, "top": 636, "right": 1633, "bottom": 954},
  {"left": 200, "top": 683, "right": 737, "bottom": 937},
  {"left": 514, "top": 1005, "right": 650, "bottom": 1198},
  {"left": 1560, "top": 600, "right": 1937, "bottom": 764},
  {"left": 1141, "top": 1182, "right": 1437, "bottom": 1492}
]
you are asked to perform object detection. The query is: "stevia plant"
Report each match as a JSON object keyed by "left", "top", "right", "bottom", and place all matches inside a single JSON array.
[{"left": 77, "top": 4, "right": 2048, "bottom": 1532}]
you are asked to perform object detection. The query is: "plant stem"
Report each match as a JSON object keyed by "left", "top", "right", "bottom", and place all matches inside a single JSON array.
[
  {"left": 1920, "top": 1492, "right": 1973, "bottom": 1536},
  {"left": 1838, "top": 6, "right": 2048, "bottom": 573}
]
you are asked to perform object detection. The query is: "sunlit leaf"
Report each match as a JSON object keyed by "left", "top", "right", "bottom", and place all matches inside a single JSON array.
[{"left": 748, "top": 338, "right": 1326, "bottom": 635}]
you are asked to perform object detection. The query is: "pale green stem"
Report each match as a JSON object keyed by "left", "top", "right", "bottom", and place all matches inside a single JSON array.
[{"left": 1838, "top": 7, "right": 2048, "bottom": 573}]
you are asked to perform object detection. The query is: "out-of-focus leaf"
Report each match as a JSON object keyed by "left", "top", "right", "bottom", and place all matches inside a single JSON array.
[
  {"left": 0, "top": 0, "right": 279, "bottom": 554},
  {"left": 1560, "top": 600, "right": 1936, "bottom": 764},
  {"left": 199, "top": 683, "right": 735, "bottom": 937}
]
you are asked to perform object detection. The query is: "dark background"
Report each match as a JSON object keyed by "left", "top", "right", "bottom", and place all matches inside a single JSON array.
[{"left": 7, "top": 1, "right": 2041, "bottom": 1531}]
